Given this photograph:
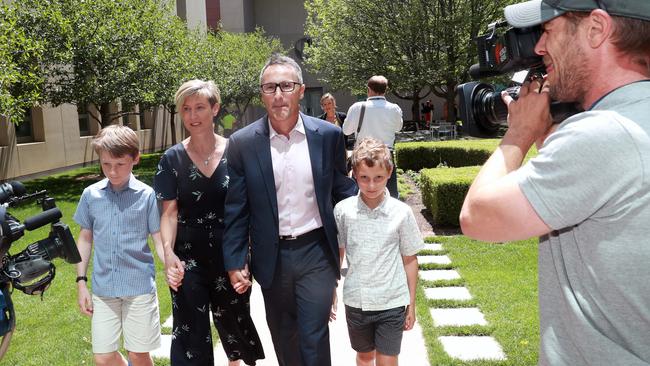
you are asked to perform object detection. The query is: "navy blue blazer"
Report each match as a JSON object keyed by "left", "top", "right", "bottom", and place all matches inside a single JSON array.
[{"left": 223, "top": 113, "right": 357, "bottom": 289}]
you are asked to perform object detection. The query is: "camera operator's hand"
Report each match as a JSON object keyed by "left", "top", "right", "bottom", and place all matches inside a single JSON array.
[
  {"left": 77, "top": 284, "right": 93, "bottom": 316},
  {"left": 501, "top": 77, "right": 554, "bottom": 151},
  {"left": 164, "top": 250, "right": 185, "bottom": 292}
]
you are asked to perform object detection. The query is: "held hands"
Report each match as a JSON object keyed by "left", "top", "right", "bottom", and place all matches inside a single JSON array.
[
  {"left": 228, "top": 263, "right": 251, "bottom": 294},
  {"left": 164, "top": 250, "right": 185, "bottom": 292},
  {"left": 77, "top": 284, "right": 93, "bottom": 316},
  {"left": 501, "top": 77, "right": 554, "bottom": 150},
  {"left": 403, "top": 304, "right": 416, "bottom": 331}
]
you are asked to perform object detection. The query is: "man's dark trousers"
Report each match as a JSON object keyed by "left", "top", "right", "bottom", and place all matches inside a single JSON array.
[
  {"left": 384, "top": 149, "right": 398, "bottom": 198},
  {"left": 387, "top": 160, "right": 399, "bottom": 198},
  {"left": 261, "top": 228, "right": 337, "bottom": 366}
]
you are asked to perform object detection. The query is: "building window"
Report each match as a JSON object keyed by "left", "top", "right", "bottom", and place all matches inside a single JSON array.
[
  {"left": 301, "top": 87, "right": 323, "bottom": 117},
  {"left": 121, "top": 108, "right": 139, "bottom": 131},
  {"left": 78, "top": 105, "right": 91, "bottom": 136},
  {"left": 139, "top": 105, "right": 154, "bottom": 129},
  {"left": 15, "top": 109, "right": 34, "bottom": 144},
  {"left": 0, "top": 116, "right": 9, "bottom": 147},
  {"left": 176, "top": 0, "right": 187, "bottom": 21},
  {"left": 206, "top": 0, "right": 221, "bottom": 31}
]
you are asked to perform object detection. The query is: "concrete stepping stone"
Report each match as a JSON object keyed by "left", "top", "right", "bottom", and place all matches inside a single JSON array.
[
  {"left": 418, "top": 255, "right": 451, "bottom": 265},
  {"left": 430, "top": 307, "right": 487, "bottom": 327},
  {"left": 422, "top": 243, "right": 442, "bottom": 251},
  {"left": 419, "top": 270, "right": 460, "bottom": 281},
  {"left": 162, "top": 316, "right": 173, "bottom": 328},
  {"left": 424, "top": 287, "right": 472, "bottom": 300},
  {"left": 438, "top": 336, "right": 507, "bottom": 361}
]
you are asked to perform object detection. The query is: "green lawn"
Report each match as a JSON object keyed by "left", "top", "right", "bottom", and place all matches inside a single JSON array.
[{"left": 417, "top": 235, "right": 539, "bottom": 365}]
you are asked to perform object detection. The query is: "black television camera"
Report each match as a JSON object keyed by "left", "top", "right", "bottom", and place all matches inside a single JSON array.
[
  {"left": 457, "top": 21, "right": 581, "bottom": 137},
  {"left": 0, "top": 181, "right": 81, "bottom": 358}
]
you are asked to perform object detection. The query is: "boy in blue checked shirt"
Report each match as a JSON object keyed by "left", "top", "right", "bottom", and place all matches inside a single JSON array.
[
  {"left": 334, "top": 137, "right": 423, "bottom": 366},
  {"left": 74, "top": 125, "right": 164, "bottom": 366}
]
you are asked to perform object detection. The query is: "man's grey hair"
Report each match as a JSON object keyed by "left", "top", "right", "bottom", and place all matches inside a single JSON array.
[{"left": 259, "top": 53, "right": 303, "bottom": 84}]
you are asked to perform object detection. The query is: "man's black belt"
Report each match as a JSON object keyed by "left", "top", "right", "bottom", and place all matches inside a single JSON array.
[{"left": 279, "top": 227, "right": 325, "bottom": 243}]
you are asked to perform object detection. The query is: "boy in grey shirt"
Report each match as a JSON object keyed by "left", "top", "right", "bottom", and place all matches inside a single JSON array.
[{"left": 334, "top": 137, "right": 423, "bottom": 365}]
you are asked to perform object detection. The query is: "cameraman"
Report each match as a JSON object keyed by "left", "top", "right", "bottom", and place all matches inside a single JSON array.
[{"left": 459, "top": 1, "right": 650, "bottom": 365}]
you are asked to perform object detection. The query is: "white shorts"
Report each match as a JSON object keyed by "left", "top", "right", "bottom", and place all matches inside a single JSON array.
[{"left": 91, "top": 292, "right": 161, "bottom": 354}]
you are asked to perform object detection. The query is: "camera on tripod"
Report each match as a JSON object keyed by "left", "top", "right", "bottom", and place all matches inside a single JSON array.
[
  {"left": 457, "top": 21, "right": 581, "bottom": 137},
  {"left": 0, "top": 181, "right": 81, "bottom": 338}
]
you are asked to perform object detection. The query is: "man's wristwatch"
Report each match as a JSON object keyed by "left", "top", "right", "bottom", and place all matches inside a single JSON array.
[{"left": 76, "top": 276, "right": 88, "bottom": 283}]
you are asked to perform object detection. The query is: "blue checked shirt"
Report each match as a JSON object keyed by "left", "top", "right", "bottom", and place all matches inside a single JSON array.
[{"left": 73, "top": 175, "right": 160, "bottom": 297}]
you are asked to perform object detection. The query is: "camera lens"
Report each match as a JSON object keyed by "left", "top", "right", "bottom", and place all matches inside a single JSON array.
[
  {"left": 472, "top": 85, "right": 510, "bottom": 131},
  {"left": 44, "top": 224, "right": 81, "bottom": 264},
  {"left": 457, "top": 81, "right": 582, "bottom": 138},
  {"left": 457, "top": 81, "right": 509, "bottom": 137},
  {"left": 21, "top": 223, "right": 81, "bottom": 264}
]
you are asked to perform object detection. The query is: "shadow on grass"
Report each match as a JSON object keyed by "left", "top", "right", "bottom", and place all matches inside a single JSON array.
[{"left": 20, "top": 153, "right": 162, "bottom": 202}]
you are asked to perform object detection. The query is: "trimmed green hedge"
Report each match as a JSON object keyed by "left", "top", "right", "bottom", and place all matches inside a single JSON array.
[
  {"left": 420, "top": 166, "right": 481, "bottom": 227},
  {"left": 395, "top": 139, "right": 500, "bottom": 171},
  {"left": 398, "top": 138, "right": 539, "bottom": 228}
]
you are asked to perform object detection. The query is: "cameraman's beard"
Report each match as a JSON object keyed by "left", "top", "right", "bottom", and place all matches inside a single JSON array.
[{"left": 549, "top": 40, "right": 589, "bottom": 105}]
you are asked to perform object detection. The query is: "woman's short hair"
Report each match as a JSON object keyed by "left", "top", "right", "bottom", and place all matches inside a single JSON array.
[
  {"left": 174, "top": 79, "right": 221, "bottom": 113},
  {"left": 351, "top": 137, "right": 393, "bottom": 172},
  {"left": 92, "top": 124, "right": 140, "bottom": 159}
]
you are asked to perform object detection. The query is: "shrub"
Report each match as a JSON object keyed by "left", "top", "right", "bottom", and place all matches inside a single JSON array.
[
  {"left": 420, "top": 166, "right": 481, "bottom": 227},
  {"left": 395, "top": 140, "right": 500, "bottom": 171}
]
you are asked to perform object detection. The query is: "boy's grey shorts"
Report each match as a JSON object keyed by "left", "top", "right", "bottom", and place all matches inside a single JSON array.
[{"left": 345, "top": 305, "right": 406, "bottom": 356}]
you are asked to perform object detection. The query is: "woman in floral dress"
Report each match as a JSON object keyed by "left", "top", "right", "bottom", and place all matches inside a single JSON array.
[{"left": 154, "top": 79, "right": 264, "bottom": 365}]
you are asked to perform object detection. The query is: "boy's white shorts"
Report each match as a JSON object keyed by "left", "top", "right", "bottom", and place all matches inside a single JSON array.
[{"left": 91, "top": 292, "right": 161, "bottom": 354}]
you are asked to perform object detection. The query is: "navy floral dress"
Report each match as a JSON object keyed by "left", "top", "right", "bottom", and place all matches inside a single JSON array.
[{"left": 154, "top": 143, "right": 264, "bottom": 365}]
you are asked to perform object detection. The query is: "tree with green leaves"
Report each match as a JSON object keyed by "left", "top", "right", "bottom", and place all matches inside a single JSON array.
[
  {"left": 143, "top": 26, "right": 284, "bottom": 138},
  {"left": 7, "top": 0, "right": 284, "bottom": 136},
  {"left": 305, "top": 0, "right": 509, "bottom": 122},
  {"left": 136, "top": 11, "right": 204, "bottom": 144},
  {"left": 0, "top": 4, "right": 46, "bottom": 121},
  {"left": 12, "top": 0, "right": 187, "bottom": 128},
  {"left": 199, "top": 29, "right": 284, "bottom": 129}
]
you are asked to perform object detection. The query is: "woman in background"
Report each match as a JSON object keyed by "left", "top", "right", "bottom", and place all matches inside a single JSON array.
[{"left": 318, "top": 93, "right": 346, "bottom": 127}]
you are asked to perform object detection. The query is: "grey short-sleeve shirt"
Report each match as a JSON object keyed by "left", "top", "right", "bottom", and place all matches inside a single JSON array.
[
  {"left": 334, "top": 190, "right": 423, "bottom": 311},
  {"left": 515, "top": 81, "right": 650, "bottom": 365}
]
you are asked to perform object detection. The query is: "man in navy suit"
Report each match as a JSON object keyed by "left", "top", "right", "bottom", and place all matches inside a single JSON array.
[{"left": 223, "top": 54, "right": 356, "bottom": 366}]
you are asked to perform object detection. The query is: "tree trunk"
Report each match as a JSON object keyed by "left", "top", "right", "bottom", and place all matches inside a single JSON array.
[
  {"left": 445, "top": 80, "right": 458, "bottom": 122},
  {"left": 99, "top": 102, "right": 111, "bottom": 128},
  {"left": 412, "top": 96, "right": 421, "bottom": 123},
  {"left": 169, "top": 105, "right": 177, "bottom": 145}
]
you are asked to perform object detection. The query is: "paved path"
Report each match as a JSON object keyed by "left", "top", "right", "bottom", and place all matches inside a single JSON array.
[{"left": 213, "top": 263, "right": 430, "bottom": 365}]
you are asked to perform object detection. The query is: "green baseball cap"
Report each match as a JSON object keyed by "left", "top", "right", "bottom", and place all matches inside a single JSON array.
[{"left": 505, "top": 0, "right": 650, "bottom": 27}]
